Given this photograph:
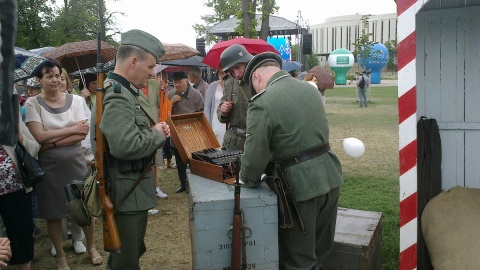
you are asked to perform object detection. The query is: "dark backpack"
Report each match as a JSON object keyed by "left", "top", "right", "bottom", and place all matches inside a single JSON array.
[{"left": 358, "top": 75, "right": 366, "bottom": 89}]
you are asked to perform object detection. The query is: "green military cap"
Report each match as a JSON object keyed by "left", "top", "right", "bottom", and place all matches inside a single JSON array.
[
  {"left": 120, "top": 29, "right": 165, "bottom": 60},
  {"left": 243, "top": 52, "right": 282, "bottom": 85}
]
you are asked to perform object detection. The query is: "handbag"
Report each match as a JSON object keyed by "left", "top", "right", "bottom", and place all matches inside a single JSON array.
[{"left": 14, "top": 143, "right": 44, "bottom": 187}]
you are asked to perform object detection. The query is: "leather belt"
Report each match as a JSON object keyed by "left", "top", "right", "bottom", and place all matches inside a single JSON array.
[
  {"left": 230, "top": 126, "right": 247, "bottom": 138},
  {"left": 281, "top": 143, "right": 330, "bottom": 168}
]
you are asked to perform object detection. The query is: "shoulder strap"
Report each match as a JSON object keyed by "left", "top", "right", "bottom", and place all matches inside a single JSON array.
[
  {"left": 139, "top": 105, "right": 156, "bottom": 126},
  {"left": 238, "top": 84, "right": 249, "bottom": 101}
]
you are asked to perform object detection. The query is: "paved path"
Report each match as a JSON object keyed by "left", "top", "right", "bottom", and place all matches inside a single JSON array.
[{"left": 333, "top": 80, "right": 398, "bottom": 88}]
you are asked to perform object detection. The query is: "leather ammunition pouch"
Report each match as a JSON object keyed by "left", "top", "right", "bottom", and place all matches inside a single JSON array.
[
  {"left": 108, "top": 154, "right": 154, "bottom": 175},
  {"left": 265, "top": 143, "right": 330, "bottom": 233}
]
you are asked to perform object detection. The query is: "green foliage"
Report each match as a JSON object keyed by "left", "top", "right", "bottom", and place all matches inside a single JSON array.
[
  {"left": 384, "top": 40, "right": 398, "bottom": 71},
  {"left": 16, "top": 0, "right": 120, "bottom": 49},
  {"left": 16, "top": 0, "right": 56, "bottom": 48},
  {"left": 304, "top": 53, "right": 319, "bottom": 70},
  {"left": 352, "top": 17, "right": 378, "bottom": 70},
  {"left": 196, "top": 0, "right": 278, "bottom": 40}
]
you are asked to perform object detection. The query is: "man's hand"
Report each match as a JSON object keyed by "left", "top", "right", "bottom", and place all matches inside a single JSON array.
[
  {"left": 171, "top": 95, "right": 181, "bottom": 104},
  {"left": 220, "top": 101, "right": 233, "bottom": 117},
  {"left": 153, "top": 122, "right": 170, "bottom": 138},
  {"left": 0, "top": 237, "right": 11, "bottom": 267},
  {"left": 71, "top": 120, "right": 89, "bottom": 135},
  {"left": 80, "top": 88, "right": 91, "bottom": 98}
]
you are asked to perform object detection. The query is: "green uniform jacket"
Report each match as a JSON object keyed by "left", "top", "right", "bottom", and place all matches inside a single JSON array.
[
  {"left": 97, "top": 72, "right": 166, "bottom": 213},
  {"left": 240, "top": 71, "right": 343, "bottom": 202},
  {"left": 216, "top": 77, "right": 252, "bottom": 150},
  {"left": 138, "top": 79, "right": 160, "bottom": 123}
]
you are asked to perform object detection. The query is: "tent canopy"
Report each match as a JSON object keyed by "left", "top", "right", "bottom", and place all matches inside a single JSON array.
[{"left": 208, "top": 14, "right": 308, "bottom": 39}]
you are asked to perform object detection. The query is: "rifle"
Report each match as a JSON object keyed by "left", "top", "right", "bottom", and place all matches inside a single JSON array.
[
  {"left": 231, "top": 158, "right": 246, "bottom": 270},
  {"left": 95, "top": 33, "right": 121, "bottom": 253}
]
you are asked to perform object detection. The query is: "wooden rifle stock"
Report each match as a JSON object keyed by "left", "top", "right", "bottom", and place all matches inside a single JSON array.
[
  {"left": 231, "top": 159, "right": 245, "bottom": 269},
  {"left": 96, "top": 34, "right": 121, "bottom": 253}
]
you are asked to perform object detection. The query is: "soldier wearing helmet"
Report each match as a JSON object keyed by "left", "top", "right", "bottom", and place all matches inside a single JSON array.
[{"left": 216, "top": 44, "right": 253, "bottom": 151}]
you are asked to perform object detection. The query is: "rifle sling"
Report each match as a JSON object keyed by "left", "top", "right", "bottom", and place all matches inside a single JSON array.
[{"left": 116, "top": 156, "right": 154, "bottom": 212}]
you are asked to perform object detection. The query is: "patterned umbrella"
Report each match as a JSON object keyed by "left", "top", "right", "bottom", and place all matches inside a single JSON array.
[
  {"left": 159, "top": 43, "right": 200, "bottom": 62},
  {"left": 42, "top": 39, "right": 117, "bottom": 73},
  {"left": 14, "top": 47, "right": 49, "bottom": 82},
  {"left": 307, "top": 66, "right": 335, "bottom": 90}
]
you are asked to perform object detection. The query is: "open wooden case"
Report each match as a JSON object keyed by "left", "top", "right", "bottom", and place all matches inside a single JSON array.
[{"left": 167, "top": 112, "right": 236, "bottom": 184}]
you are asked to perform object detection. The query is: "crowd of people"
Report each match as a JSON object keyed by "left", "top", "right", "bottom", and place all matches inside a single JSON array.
[{"left": 2, "top": 28, "right": 349, "bottom": 269}]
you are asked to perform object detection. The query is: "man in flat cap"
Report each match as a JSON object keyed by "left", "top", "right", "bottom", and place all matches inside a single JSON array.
[
  {"left": 93, "top": 29, "right": 170, "bottom": 270},
  {"left": 240, "top": 52, "right": 343, "bottom": 269},
  {"left": 216, "top": 44, "right": 253, "bottom": 151},
  {"left": 168, "top": 71, "right": 204, "bottom": 193}
]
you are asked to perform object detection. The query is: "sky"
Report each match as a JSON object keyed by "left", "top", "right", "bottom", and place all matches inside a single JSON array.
[{"left": 109, "top": 0, "right": 397, "bottom": 48}]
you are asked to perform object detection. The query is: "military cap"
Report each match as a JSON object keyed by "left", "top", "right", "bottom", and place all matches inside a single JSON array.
[
  {"left": 173, "top": 71, "right": 188, "bottom": 81},
  {"left": 243, "top": 52, "right": 282, "bottom": 85},
  {"left": 120, "top": 29, "right": 165, "bottom": 60}
]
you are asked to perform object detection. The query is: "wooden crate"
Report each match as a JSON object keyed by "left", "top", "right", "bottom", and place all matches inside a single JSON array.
[
  {"left": 167, "top": 112, "right": 235, "bottom": 184},
  {"left": 322, "top": 208, "right": 383, "bottom": 270}
]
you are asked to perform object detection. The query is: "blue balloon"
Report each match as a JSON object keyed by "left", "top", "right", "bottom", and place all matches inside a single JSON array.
[{"left": 357, "top": 43, "right": 389, "bottom": 84}]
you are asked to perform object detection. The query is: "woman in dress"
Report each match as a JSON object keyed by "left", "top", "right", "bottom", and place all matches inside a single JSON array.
[
  {"left": 25, "top": 60, "right": 102, "bottom": 270},
  {"left": 204, "top": 66, "right": 227, "bottom": 145},
  {"left": 0, "top": 101, "right": 39, "bottom": 270}
]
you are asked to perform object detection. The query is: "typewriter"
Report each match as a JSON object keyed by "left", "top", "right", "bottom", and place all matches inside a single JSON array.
[{"left": 192, "top": 148, "right": 243, "bottom": 179}]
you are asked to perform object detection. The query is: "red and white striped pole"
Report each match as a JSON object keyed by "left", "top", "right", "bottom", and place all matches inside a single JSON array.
[{"left": 397, "top": 0, "right": 426, "bottom": 269}]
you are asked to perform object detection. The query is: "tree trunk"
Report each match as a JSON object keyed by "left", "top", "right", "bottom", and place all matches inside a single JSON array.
[
  {"left": 241, "top": 0, "right": 251, "bottom": 38},
  {"left": 259, "top": 0, "right": 273, "bottom": 41}
]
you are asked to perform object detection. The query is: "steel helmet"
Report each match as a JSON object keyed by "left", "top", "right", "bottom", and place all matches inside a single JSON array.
[{"left": 220, "top": 44, "right": 253, "bottom": 72}]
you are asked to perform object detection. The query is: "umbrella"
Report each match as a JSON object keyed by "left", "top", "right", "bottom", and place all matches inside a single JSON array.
[
  {"left": 159, "top": 43, "right": 200, "bottom": 62},
  {"left": 14, "top": 47, "right": 49, "bottom": 82},
  {"left": 282, "top": 61, "right": 303, "bottom": 71},
  {"left": 42, "top": 39, "right": 117, "bottom": 73},
  {"left": 202, "top": 38, "right": 280, "bottom": 69},
  {"left": 307, "top": 66, "right": 335, "bottom": 90},
  {"left": 68, "top": 59, "right": 116, "bottom": 78},
  {"left": 161, "top": 55, "right": 207, "bottom": 67}
]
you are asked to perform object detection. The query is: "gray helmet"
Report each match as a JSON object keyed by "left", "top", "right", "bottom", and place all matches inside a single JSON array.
[{"left": 220, "top": 44, "right": 253, "bottom": 72}]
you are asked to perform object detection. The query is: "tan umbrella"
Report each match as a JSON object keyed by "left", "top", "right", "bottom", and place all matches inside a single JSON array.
[
  {"left": 159, "top": 43, "right": 200, "bottom": 62},
  {"left": 307, "top": 66, "right": 335, "bottom": 90},
  {"left": 42, "top": 40, "right": 117, "bottom": 73},
  {"left": 42, "top": 39, "right": 117, "bottom": 87}
]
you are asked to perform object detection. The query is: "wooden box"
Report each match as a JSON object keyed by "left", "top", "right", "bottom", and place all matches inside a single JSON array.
[
  {"left": 167, "top": 112, "right": 235, "bottom": 184},
  {"left": 322, "top": 208, "right": 383, "bottom": 270}
]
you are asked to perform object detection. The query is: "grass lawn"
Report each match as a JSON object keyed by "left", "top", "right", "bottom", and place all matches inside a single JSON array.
[{"left": 326, "top": 85, "right": 399, "bottom": 269}]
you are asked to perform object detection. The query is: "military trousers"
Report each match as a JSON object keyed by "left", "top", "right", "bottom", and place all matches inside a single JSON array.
[
  {"left": 107, "top": 211, "right": 148, "bottom": 270},
  {"left": 279, "top": 187, "right": 340, "bottom": 270}
]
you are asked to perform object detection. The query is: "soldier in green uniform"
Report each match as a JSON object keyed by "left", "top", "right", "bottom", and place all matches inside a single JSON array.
[
  {"left": 240, "top": 52, "right": 343, "bottom": 269},
  {"left": 97, "top": 29, "right": 170, "bottom": 270},
  {"left": 216, "top": 44, "right": 253, "bottom": 151}
]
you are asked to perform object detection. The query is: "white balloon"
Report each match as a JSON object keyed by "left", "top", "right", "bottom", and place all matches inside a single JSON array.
[{"left": 342, "top": 137, "right": 365, "bottom": 158}]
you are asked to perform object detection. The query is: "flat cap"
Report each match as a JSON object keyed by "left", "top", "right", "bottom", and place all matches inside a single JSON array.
[
  {"left": 243, "top": 52, "right": 282, "bottom": 84},
  {"left": 120, "top": 29, "right": 165, "bottom": 60},
  {"left": 173, "top": 71, "right": 188, "bottom": 81}
]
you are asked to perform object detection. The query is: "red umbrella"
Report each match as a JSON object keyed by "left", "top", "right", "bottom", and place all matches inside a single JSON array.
[
  {"left": 307, "top": 66, "right": 335, "bottom": 90},
  {"left": 202, "top": 38, "right": 279, "bottom": 69}
]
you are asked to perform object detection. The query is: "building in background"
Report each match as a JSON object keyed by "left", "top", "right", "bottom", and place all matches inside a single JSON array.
[{"left": 310, "top": 13, "right": 397, "bottom": 66}]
